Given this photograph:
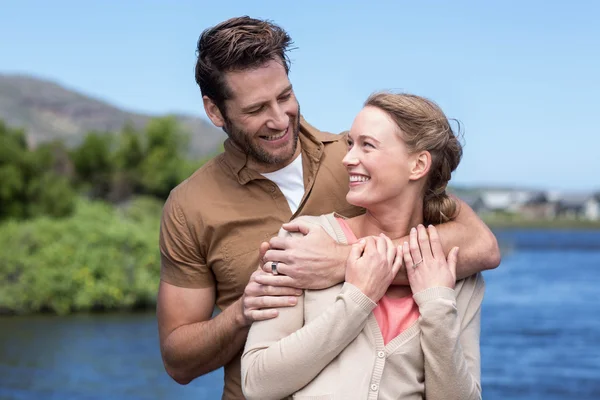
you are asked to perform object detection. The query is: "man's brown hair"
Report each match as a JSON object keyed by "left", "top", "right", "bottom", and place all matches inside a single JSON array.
[{"left": 195, "top": 16, "right": 295, "bottom": 115}]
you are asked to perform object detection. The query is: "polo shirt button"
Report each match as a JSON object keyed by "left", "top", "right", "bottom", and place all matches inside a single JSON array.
[
  {"left": 371, "top": 383, "right": 378, "bottom": 391},
  {"left": 269, "top": 184, "right": 276, "bottom": 193},
  {"left": 377, "top": 351, "right": 385, "bottom": 358}
]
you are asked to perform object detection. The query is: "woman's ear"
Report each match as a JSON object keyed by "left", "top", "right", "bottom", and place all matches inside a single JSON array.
[
  {"left": 203, "top": 96, "right": 225, "bottom": 128},
  {"left": 409, "top": 151, "right": 431, "bottom": 181}
]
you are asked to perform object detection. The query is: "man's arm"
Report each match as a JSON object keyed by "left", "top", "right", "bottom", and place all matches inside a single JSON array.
[
  {"left": 261, "top": 198, "right": 500, "bottom": 289},
  {"left": 158, "top": 189, "right": 301, "bottom": 385},
  {"left": 157, "top": 281, "right": 247, "bottom": 384},
  {"left": 391, "top": 197, "right": 500, "bottom": 284},
  {"left": 157, "top": 268, "right": 301, "bottom": 385}
]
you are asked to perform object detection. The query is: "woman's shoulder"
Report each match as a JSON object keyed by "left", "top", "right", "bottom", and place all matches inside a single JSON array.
[
  {"left": 454, "top": 272, "right": 486, "bottom": 309},
  {"left": 283, "top": 213, "right": 349, "bottom": 244}
]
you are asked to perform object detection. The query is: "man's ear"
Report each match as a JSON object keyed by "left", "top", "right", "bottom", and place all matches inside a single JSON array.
[
  {"left": 409, "top": 151, "right": 431, "bottom": 181},
  {"left": 203, "top": 96, "right": 225, "bottom": 128}
]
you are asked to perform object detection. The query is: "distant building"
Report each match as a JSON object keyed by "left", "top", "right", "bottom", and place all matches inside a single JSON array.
[
  {"left": 555, "top": 193, "right": 590, "bottom": 219},
  {"left": 520, "top": 192, "right": 556, "bottom": 219},
  {"left": 477, "top": 190, "right": 536, "bottom": 214},
  {"left": 584, "top": 193, "right": 600, "bottom": 221}
]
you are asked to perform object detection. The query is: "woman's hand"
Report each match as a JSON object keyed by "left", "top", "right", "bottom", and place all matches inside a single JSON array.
[
  {"left": 345, "top": 234, "right": 403, "bottom": 302},
  {"left": 402, "top": 224, "right": 459, "bottom": 294}
]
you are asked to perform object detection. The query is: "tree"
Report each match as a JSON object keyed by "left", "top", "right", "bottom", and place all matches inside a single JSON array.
[
  {"left": 0, "top": 120, "right": 75, "bottom": 221},
  {"left": 70, "top": 132, "right": 114, "bottom": 199},
  {"left": 138, "top": 116, "right": 198, "bottom": 199}
]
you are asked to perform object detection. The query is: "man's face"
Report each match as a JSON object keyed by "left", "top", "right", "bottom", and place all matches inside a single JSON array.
[{"left": 219, "top": 60, "right": 300, "bottom": 173}]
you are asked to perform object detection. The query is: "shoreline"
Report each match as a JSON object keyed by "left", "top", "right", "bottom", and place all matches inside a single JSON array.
[{"left": 483, "top": 217, "right": 600, "bottom": 230}]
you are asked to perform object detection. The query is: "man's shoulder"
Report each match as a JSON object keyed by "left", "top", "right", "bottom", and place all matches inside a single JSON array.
[
  {"left": 300, "top": 117, "right": 347, "bottom": 144},
  {"left": 168, "top": 153, "right": 231, "bottom": 209}
]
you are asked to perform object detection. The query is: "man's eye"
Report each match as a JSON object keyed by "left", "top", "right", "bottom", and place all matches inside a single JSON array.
[
  {"left": 248, "top": 107, "right": 263, "bottom": 114},
  {"left": 364, "top": 142, "right": 375, "bottom": 148}
]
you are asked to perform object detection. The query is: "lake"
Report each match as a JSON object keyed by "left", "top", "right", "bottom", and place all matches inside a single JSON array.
[{"left": 1, "top": 229, "right": 600, "bottom": 399}]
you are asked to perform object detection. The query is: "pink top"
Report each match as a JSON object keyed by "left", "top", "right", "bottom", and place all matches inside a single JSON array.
[{"left": 336, "top": 218, "right": 420, "bottom": 345}]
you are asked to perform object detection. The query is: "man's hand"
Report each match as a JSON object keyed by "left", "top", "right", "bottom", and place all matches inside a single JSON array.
[
  {"left": 240, "top": 265, "right": 303, "bottom": 326},
  {"left": 260, "top": 220, "right": 350, "bottom": 290}
]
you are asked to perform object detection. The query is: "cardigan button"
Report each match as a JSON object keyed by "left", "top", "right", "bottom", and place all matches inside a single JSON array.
[
  {"left": 377, "top": 351, "right": 385, "bottom": 358},
  {"left": 371, "top": 383, "right": 378, "bottom": 391}
]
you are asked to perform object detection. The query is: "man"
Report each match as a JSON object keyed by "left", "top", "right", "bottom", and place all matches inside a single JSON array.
[{"left": 157, "top": 16, "right": 500, "bottom": 399}]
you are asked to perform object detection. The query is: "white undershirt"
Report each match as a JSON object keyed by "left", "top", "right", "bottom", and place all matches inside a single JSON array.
[{"left": 261, "top": 154, "right": 305, "bottom": 214}]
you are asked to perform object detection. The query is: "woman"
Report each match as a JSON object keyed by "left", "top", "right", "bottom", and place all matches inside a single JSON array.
[{"left": 241, "top": 92, "right": 485, "bottom": 400}]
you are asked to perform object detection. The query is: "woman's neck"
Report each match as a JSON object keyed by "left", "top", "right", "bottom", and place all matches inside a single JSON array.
[{"left": 349, "top": 192, "right": 424, "bottom": 240}]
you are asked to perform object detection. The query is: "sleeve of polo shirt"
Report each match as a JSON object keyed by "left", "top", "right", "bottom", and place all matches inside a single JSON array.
[{"left": 159, "top": 190, "right": 215, "bottom": 288}]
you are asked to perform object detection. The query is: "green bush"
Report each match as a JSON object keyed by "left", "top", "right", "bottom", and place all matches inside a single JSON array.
[{"left": 0, "top": 196, "right": 164, "bottom": 315}]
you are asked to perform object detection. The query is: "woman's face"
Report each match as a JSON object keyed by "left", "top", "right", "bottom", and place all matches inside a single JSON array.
[{"left": 342, "top": 106, "right": 414, "bottom": 209}]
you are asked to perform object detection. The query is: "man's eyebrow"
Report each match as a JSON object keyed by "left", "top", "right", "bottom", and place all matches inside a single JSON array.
[{"left": 241, "top": 85, "right": 293, "bottom": 113}]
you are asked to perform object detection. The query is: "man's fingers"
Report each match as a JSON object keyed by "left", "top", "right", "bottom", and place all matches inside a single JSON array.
[
  {"left": 246, "top": 309, "right": 278, "bottom": 322},
  {"left": 252, "top": 282, "right": 302, "bottom": 297},
  {"left": 268, "top": 237, "right": 291, "bottom": 251},
  {"left": 261, "top": 260, "right": 290, "bottom": 276},
  {"left": 253, "top": 272, "right": 298, "bottom": 288},
  {"left": 263, "top": 248, "right": 292, "bottom": 265},
  {"left": 258, "top": 241, "right": 270, "bottom": 264},
  {"left": 281, "top": 220, "right": 317, "bottom": 236},
  {"left": 245, "top": 295, "right": 298, "bottom": 310}
]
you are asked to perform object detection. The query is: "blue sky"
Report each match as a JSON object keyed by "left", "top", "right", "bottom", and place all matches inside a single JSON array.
[{"left": 1, "top": 0, "right": 598, "bottom": 191}]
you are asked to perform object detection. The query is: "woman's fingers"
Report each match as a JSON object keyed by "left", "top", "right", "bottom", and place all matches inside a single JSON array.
[
  {"left": 409, "top": 227, "right": 423, "bottom": 266},
  {"left": 392, "top": 244, "right": 404, "bottom": 276},
  {"left": 403, "top": 240, "right": 414, "bottom": 272},
  {"left": 447, "top": 247, "right": 459, "bottom": 281},
  {"left": 427, "top": 225, "right": 445, "bottom": 260},
  {"left": 417, "top": 224, "right": 433, "bottom": 261},
  {"left": 381, "top": 234, "right": 396, "bottom": 266}
]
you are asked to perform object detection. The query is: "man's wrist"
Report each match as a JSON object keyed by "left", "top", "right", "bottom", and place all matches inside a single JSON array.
[
  {"left": 232, "top": 298, "right": 249, "bottom": 328},
  {"left": 335, "top": 243, "right": 352, "bottom": 283}
]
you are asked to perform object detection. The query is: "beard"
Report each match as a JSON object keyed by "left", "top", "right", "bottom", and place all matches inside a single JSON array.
[{"left": 223, "top": 107, "right": 301, "bottom": 166}]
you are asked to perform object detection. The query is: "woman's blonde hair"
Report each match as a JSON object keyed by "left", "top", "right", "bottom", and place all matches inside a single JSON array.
[{"left": 365, "top": 92, "right": 463, "bottom": 225}]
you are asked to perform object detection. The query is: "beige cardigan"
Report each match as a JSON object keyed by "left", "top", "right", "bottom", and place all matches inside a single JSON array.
[{"left": 241, "top": 213, "right": 485, "bottom": 400}]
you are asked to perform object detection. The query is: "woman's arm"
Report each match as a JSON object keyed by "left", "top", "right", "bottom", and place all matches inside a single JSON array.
[
  {"left": 416, "top": 273, "right": 485, "bottom": 400},
  {"left": 401, "top": 224, "right": 484, "bottom": 400},
  {"left": 241, "top": 282, "right": 376, "bottom": 400}
]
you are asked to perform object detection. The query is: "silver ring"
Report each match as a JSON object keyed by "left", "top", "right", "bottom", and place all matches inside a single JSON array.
[
  {"left": 271, "top": 261, "right": 279, "bottom": 275},
  {"left": 413, "top": 259, "right": 423, "bottom": 269}
]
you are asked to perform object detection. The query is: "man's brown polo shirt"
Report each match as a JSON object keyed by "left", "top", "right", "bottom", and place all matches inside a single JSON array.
[{"left": 159, "top": 117, "right": 362, "bottom": 399}]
